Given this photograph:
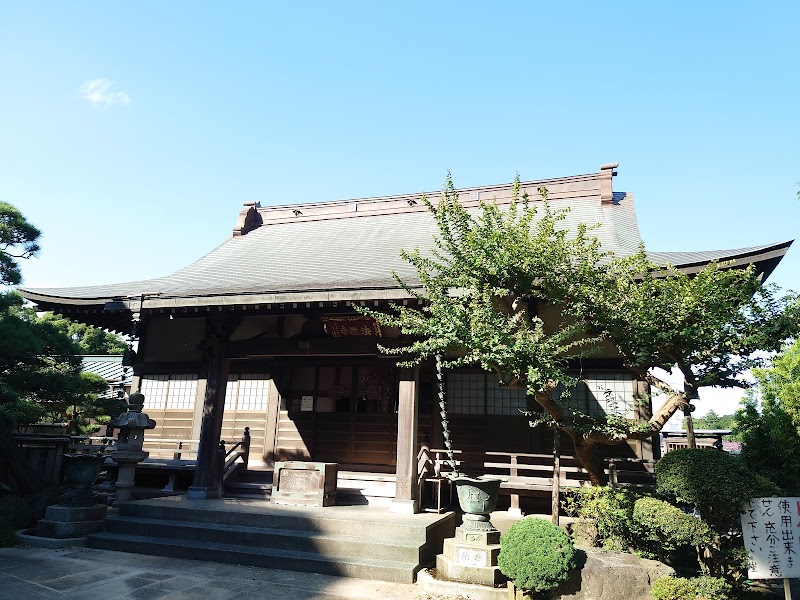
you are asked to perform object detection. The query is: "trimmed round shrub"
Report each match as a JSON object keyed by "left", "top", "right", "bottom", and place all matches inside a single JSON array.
[
  {"left": 651, "top": 575, "right": 732, "bottom": 600},
  {"left": 632, "top": 497, "right": 714, "bottom": 551},
  {"left": 498, "top": 518, "right": 576, "bottom": 592},
  {"left": 655, "top": 449, "right": 779, "bottom": 529}
]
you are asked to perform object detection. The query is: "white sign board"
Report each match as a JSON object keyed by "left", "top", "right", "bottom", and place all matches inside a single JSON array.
[
  {"left": 741, "top": 497, "right": 800, "bottom": 579},
  {"left": 300, "top": 395, "right": 314, "bottom": 412}
]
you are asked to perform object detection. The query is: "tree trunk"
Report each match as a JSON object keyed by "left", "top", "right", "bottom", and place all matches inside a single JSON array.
[
  {"left": 569, "top": 433, "right": 608, "bottom": 486},
  {"left": 552, "top": 426, "right": 560, "bottom": 525},
  {"left": 0, "top": 419, "right": 42, "bottom": 493}
]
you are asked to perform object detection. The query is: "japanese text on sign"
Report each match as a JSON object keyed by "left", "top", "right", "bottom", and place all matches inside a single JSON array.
[{"left": 741, "top": 497, "right": 800, "bottom": 579}]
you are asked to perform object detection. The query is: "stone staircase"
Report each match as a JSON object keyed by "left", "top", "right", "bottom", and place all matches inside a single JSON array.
[{"left": 88, "top": 496, "right": 454, "bottom": 583}]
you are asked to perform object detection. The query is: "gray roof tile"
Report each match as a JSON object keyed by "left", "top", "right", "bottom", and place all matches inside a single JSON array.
[{"left": 19, "top": 170, "right": 791, "bottom": 306}]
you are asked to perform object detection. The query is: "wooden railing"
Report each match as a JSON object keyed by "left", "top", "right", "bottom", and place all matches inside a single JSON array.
[
  {"left": 221, "top": 427, "right": 251, "bottom": 481},
  {"left": 69, "top": 435, "right": 116, "bottom": 454},
  {"left": 5, "top": 433, "right": 71, "bottom": 489},
  {"left": 417, "top": 447, "right": 654, "bottom": 514},
  {"left": 140, "top": 438, "right": 200, "bottom": 460}
]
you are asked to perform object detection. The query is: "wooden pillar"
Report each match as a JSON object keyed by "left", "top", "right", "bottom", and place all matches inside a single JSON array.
[
  {"left": 390, "top": 366, "right": 420, "bottom": 514},
  {"left": 187, "top": 316, "right": 237, "bottom": 500},
  {"left": 191, "top": 377, "right": 208, "bottom": 443},
  {"left": 263, "top": 376, "right": 280, "bottom": 464}
]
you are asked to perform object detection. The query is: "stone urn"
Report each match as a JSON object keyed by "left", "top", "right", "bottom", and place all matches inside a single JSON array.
[
  {"left": 60, "top": 453, "right": 105, "bottom": 506},
  {"left": 449, "top": 474, "right": 503, "bottom": 533}
]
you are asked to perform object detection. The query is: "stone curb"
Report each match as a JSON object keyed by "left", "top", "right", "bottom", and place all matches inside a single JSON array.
[{"left": 15, "top": 528, "right": 88, "bottom": 549}]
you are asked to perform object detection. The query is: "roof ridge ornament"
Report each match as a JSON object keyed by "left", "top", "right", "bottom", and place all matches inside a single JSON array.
[
  {"left": 600, "top": 162, "right": 619, "bottom": 204},
  {"left": 233, "top": 202, "right": 263, "bottom": 237}
]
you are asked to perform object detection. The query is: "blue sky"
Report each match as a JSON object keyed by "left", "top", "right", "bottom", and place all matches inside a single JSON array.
[{"left": 2, "top": 2, "right": 798, "bottom": 416}]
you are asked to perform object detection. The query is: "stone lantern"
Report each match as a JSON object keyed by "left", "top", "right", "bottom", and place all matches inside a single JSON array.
[{"left": 109, "top": 391, "right": 156, "bottom": 503}]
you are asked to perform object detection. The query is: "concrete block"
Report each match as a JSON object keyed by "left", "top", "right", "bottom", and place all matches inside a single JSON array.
[
  {"left": 44, "top": 504, "right": 107, "bottom": 522},
  {"left": 443, "top": 537, "right": 500, "bottom": 567},
  {"left": 436, "top": 553, "right": 505, "bottom": 587},
  {"left": 455, "top": 526, "right": 500, "bottom": 545}
]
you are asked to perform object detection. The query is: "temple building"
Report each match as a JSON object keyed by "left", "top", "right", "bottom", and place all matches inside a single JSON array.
[{"left": 19, "top": 163, "right": 791, "bottom": 512}]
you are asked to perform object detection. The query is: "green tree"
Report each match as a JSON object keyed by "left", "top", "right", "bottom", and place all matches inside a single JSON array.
[
  {"left": 733, "top": 341, "right": 800, "bottom": 495},
  {"left": 695, "top": 409, "right": 722, "bottom": 429},
  {"left": 0, "top": 202, "right": 40, "bottom": 286},
  {"left": 364, "top": 175, "right": 800, "bottom": 484},
  {"left": 683, "top": 409, "right": 736, "bottom": 432},
  {"left": 0, "top": 292, "right": 84, "bottom": 491},
  {"left": 0, "top": 203, "right": 124, "bottom": 491},
  {"left": 37, "top": 313, "right": 127, "bottom": 355},
  {"left": 751, "top": 339, "right": 800, "bottom": 431}
]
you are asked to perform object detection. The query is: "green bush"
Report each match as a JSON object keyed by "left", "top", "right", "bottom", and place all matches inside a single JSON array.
[
  {"left": 655, "top": 449, "right": 779, "bottom": 529},
  {"left": 0, "top": 495, "right": 33, "bottom": 548},
  {"left": 0, "top": 490, "right": 57, "bottom": 548},
  {"left": 562, "top": 485, "right": 645, "bottom": 550},
  {"left": 632, "top": 497, "right": 714, "bottom": 556},
  {"left": 651, "top": 575, "right": 732, "bottom": 600},
  {"left": 498, "top": 518, "right": 576, "bottom": 592}
]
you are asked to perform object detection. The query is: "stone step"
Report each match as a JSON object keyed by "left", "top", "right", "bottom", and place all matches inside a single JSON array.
[
  {"left": 225, "top": 468, "right": 273, "bottom": 484},
  {"left": 223, "top": 481, "right": 271, "bottom": 497},
  {"left": 88, "top": 532, "right": 420, "bottom": 583},
  {"left": 116, "top": 498, "right": 439, "bottom": 543},
  {"left": 103, "top": 515, "right": 427, "bottom": 563}
]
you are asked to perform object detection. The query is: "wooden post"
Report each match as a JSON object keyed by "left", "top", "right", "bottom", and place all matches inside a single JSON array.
[
  {"left": 241, "top": 427, "right": 251, "bottom": 468},
  {"left": 390, "top": 366, "right": 420, "bottom": 514},
  {"left": 609, "top": 460, "right": 618, "bottom": 488},
  {"left": 218, "top": 440, "right": 226, "bottom": 479},
  {"left": 173, "top": 441, "right": 183, "bottom": 461},
  {"left": 552, "top": 426, "right": 560, "bottom": 526},
  {"left": 263, "top": 377, "right": 280, "bottom": 464},
  {"left": 684, "top": 405, "right": 697, "bottom": 449},
  {"left": 508, "top": 454, "right": 523, "bottom": 517},
  {"left": 187, "top": 316, "right": 237, "bottom": 499}
]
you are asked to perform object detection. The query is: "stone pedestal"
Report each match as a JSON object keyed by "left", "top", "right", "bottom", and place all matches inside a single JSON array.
[
  {"left": 271, "top": 461, "right": 337, "bottom": 507},
  {"left": 36, "top": 453, "right": 108, "bottom": 540},
  {"left": 36, "top": 504, "right": 108, "bottom": 539},
  {"left": 435, "top": 523, "right": 505, "bottom": 587},
  {"left": 111, "top": 450, "right": 149, "bottom": 503}
]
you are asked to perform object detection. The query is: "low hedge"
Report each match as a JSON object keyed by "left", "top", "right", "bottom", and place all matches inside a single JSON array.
[
  {"left": 651, "top": 575, "right": 732, "bottom": 600},
  {"left": 655, "top": 449, "right": 779, "bottom": 529}
]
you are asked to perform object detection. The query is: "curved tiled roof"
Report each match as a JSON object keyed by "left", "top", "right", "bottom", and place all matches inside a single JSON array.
[
  {"left": 22, "top": 167, "right": 642, "bottom": 306},
  {"left": 18, "top": 165, "right": 792, "bottom": 314}
]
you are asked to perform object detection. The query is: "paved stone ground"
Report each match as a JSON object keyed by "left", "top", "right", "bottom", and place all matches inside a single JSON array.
[
  {"left": 2, "top": 545, "right": 797, "bottom": 599},
  {"left": 0, "top": 546, "right": 422, "bottom": 600}
]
